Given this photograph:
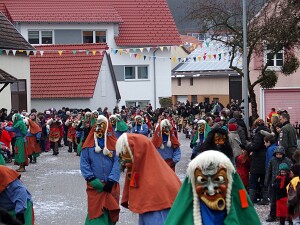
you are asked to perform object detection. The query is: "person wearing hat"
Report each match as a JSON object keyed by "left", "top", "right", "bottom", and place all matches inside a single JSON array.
[
  {"left": 46, "top": 115, "right": 63, "bottom": 156},
  {"left": 165, "top": 150, "right": 260, "bottom": 225},
  {"left": 131, "top": 115, "right": 148, "bottom": 136},
  {"left": 264, "top": 146, "right": 293, "bottom": 222},
  {"left": 287, "top": 163, "right": 300, "bottom": 224},
  {"left": 25, "top": 113, "right": 42, "bottom": 164},
  {"left": 4, "top": 114, "right": 27, "bottom": 172},
  {"left": 116, "top": 133, "right": 181, "bottom": 225},
  {"left": 109, "top": 114, "right": 128, "bottom": 138},
  {"left": 76, "top": 112, "right": 93, "bottom": 156},
  {"left": 273, "top": 163, "right": 292, "bottom": 225},
  {"left": 65, "top": 111, "right": 79, "bottom": 154},
  {"left": 227, "top": 123, "right": 242, "bottom": 161},
  {"left": 190, "top": 120, "right": 211, "bottom": 160},
  {"left": 151, "top": 119, "right": 181, "bottom": 171},
  {"left": 0, "top": 165, "right": 34, "bottom": 225},
  {"left": 80, "top": 115, "right": 120, "bottom": 225}
]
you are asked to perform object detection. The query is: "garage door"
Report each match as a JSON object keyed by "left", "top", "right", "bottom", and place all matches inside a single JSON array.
[
  {"left": 264, "top": 89, "right": 300, "bottom": 125},
  {"left": 177, "top": 95, "right": 188, "bottom": 103}
]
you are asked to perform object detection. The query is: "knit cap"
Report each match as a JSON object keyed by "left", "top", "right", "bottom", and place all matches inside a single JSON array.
[
  {"left": 228, "top": 123, "right": 237, "bottom": 131},
  {"left": 279, "top": 163, "right": 289, "bottom": 171}
]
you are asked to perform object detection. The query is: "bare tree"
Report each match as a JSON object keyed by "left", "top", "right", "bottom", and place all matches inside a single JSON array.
[{"left": 184, "top": 0, "right": 300, "bottom": 122}]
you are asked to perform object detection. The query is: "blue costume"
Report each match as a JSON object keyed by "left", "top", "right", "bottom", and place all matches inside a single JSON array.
[
  {"left": 131, "top": 123, "right": 148, "bottom": 136},
  {"left": 157, "top": 134, "right": 181, "bottom": 164}
]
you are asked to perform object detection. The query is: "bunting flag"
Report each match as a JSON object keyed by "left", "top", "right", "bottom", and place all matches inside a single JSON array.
[
  {"left": 0, "top": 50, "right": 2, "bottom": 55},
  {"left": 85, "top": 50, "right": 89, "bottom": 55},
  {"left": 40, "top": 51, "right": 44, "bottom": 56},
  {"left": 160, "top": 46, "right": 164, "bottom": 52},
  {"left": 5, "top": 50, "right": 9, "bottom": 55},
  {"left": 92, "top": 50, "right": 97, "bottom": 55},
  {"left": 33, "top": 50, "right": 37, "bottom": 56},
  {"left": 18, "top": 50, "right": 24, "bottom": 53},
  {"left": 139, "top": 48, "right": 143, "bottom": 52},
  {"left": 58, "top": 50, "right": 63, "bottom": 56},
  {"left": 26, "top": 50, "right": 30, "bottom": 56},
  {"left": 143, "top": 55, "right": 147, "bottom": 60},
  {"left": 12, "top": 50, "right": 16, "bottom": 56},
  {"left": 72, "top": 50, "right": 77, "bottom": 54},
  {"left": 119, "top": 49, "right": 123, "bottom": 55}
]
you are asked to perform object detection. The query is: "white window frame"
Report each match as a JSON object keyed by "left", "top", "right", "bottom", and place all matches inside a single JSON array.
[
  {"left": 124, "top": 65, "right": 149, "bottom": 80},
  {"left": 28, "top": 30, "right": 54, "bottom": 45},
  {"left": 126, "top": 100, "right": 149, "bottom": 109},
  {"left": 82, "top": 30, "right": 106, "bottom": 43},
  {"left": 264, "top": 46, "right": 284, "bottom": 71}
]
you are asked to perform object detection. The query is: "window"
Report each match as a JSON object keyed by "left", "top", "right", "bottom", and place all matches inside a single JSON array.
[
  {"left": 28, "top": 30, "right": 53, "bottom": 44},
  {"left": 11, "top": 80, "right": 27, "bottom": 112},
  {"left": 124, "top": 66, "right": 148, "bottom": 80},
  {"left": 191, "top": 95, "right": 197, "bottom": 103},
  {"left": 265, "top": 45, "right": 284, "bottom": 67},
  {"left": 83, "top": 31, "right": 106, "bottom": 43},
  {"left": 126, "top": 101, "right": 149, "bottom": 109},
  {"left": 178, "top": 78, "right": 181, "bottom": 86},
  {"left": 190, "top": 77, "right": 193, "bottom": 86}
]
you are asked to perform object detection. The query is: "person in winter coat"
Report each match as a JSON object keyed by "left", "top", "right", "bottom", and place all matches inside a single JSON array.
[
  {"left": 236, "top": 149, "right": 250, "bottom": 189},
  {"left": 264, "top": 134, "right": 277, "bottom": 171},
  {"left": 227, "top": 123, "right": 242, "bottom": 161},
  {"left": 264, "top": 146, "right": 293, "bottom": 222},
  {"left": 273, "top": 163, "right": 292, "bottom": 225},
  {"left": 241, "top": 118, "right": 270, "bottom": 205}
]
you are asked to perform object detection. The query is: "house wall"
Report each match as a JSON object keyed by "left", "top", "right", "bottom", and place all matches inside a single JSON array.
[
  {"left": 172, "top": 76, "right": 229, "bottom": 106},
  {"left": 31, "top": 54, "right": 118, "bottom": 112},
  {"left": 249, "top": 48, "right": 300, "bottom": 120},
  {"left": 17, "top": 23, "right": 117, "bottom": 47},
  {"left": 0, "top": 54, "right": 31, "bottom": 112},
  {"left": 111, "top": 49, "right": 172, "bottom": 109}
]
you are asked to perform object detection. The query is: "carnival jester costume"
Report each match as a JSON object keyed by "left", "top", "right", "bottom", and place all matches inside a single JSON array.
[
  {"left": 5, "top": 114, "right": 27, "bottom": 172},
  {"left": 165, "top": 150, "right": 260, "bottom": 225},
  {"left": 80, "top": 115, "right": 120, "bottom": 225},
  {"left": 109, "top": 114, "right": 128, "bottom": 139}
]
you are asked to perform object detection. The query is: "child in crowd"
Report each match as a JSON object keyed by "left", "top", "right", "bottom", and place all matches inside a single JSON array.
[
  {"left": 287, "top": 164, "right": 300, "bottom": 225},
  {"left": 236, "top": 149, "right": 250, "bottom": 189},
  {"left": 265, "top": 146, "right": 293, "bottom": 222},
  {"left": 264, "top": 134, "right": 277, "bottom": 170},
  {"left": 273, "top": 163, "right": 292, "bottom": 225}
]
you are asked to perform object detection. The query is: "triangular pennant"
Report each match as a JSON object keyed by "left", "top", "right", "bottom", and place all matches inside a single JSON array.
[
  {"left": 5, "top": 50, "right": 10, "bottom": 55},
  {"left": 72, "top": 50, "right": 77, "bottom": 54},
  {"left": 119, "top": 49, "right": 123, "bottom": 55},
  {"left": 125, "top": 49, "right": 130, "bottom": 54},
  {"left": 137, "top": 54, "right": 142, "bottom": 59},
  {"left": 12, "top": 50, "right": 16, "bottom": 56},
  {"left": 0, "top": 50, "right": 2, "bottom": 55},
  {"left": 58, "top": 50, "right": 63, "bottom": 56},
  {"left": 159, "top": 46, "right": 164, "bottom": 52},
  {"left": 213, "top": 54, "right": 216, "bottom": 59},
  {"left": 172, "top": 57, "right": 176, "bottom": 62},
  {"left": 26, "top": 50, "right": 30, "bottom": 56},
  {"left": 99, "top": 50, "right": 104, "bottom": 55},
  {"left": 178, "top": 57, "right": 181, "bottom": 62},
  {"left": 167, "top": 46, "right": 171, "bottom": 51},
  {"left": 206, "top": 42, "right": 210, "bottom": 47},
  {"left": 129, "top": 53, "right": 133, "bottom": 57},
  {"left": 92, "top": 50, "right": 97, "bottom": 55},
  {"left": 146, "top": 47, "right": 151, "bottom": 52},
  {"left": 134, "top": 53, "right": 137, "bottom": 58},
  {"left": 143, "top": 55, "right": 147, "bottom": 60},
  {"left": 18, "top": 50, "right": 24, "bottom": 53},
  {"left": 133, "top": 48, "right": 137, "bottom": 53},
  {"left": 208, "top": 55, "right": 212, "bottom": 60},
  {"left": 40, "top": 51, "right": 44, "bottom": 56},
  {"left": 218, "top": 53, "right": 222, "bottom": 60},
  {"left": 85, "top": 50, "right": 89, "bottom": 55},
  {"left": 112, "top": 49, "right": 118, "bottom": 54},
  {"left": 192, "top": 43, "right": 197, "bottom": 49},
  {"left": 33, "top": 50, "right": 37, "bottom": 56},
  {"left": 193, "top": 57, "right": 196, "bottom": 62},
  {"left": 203, "top": 55, "right": 206, "bottom": 60},
  {"left": 139, "top": 48, "right": 143, "bottom": 52},
  {"left": 198, "top": 56, "right": 201, "bottom": 61}
]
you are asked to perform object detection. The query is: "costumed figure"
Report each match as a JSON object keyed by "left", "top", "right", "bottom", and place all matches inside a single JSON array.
[
  {"left": 190, "top": 120, "right": 211, "bottom": 160},
  {"left": 4, "top": 114, "right": 27, "bottom": 172},
  {"left": 80, "top": 115, "right": 120, "bottom": 225},
  {"left": 109, "top": 114, "right": 128, "bottom": 139},
  {"left": 165, "top": 150, "right": 261, "bottom": 225},
  {"left": 46, "top": 115, "right": 62, "bottom": 156},
  {"left": 131, "top": 115, "right": 148, "bottom": 136},
  {"left": 76, "top": 112, "right": 93, "bottom": 156},
  {"left": 193, "top": 128, "right": 233, "bottom": 162},
  {"left": 0, "top": 141, "right": 10, "bottom": 165},
  {"left": 24, "top": 113, "right": 41, "bottom": 164},
  {"left": 0, "top": 122, "right": 12, "bottom": 163},
  {"left": 65, "top": 111, "right": 79, "bottom": 153},
  {"left": 91, "top": 110, "right": 99, "bottom": 126},
  {"left": 0, "top": 165, "right": 34, "bottom": 225},
  {"left": 116, "top": 133, "right": 181, "bottom": 225},
  {"left": 151, "top": 119, "right": 181, "bottom": 171}
]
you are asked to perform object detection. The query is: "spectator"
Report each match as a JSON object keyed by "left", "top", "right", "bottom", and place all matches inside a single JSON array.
[
  {"left": 287, "top": 164, "right": 300, "bottom": 224},
  {"left": 279, "top": 113, "right": 298, "bottom": 160},
  {"left": 264, "top": 134, "right": 277, "bottom": 170}
]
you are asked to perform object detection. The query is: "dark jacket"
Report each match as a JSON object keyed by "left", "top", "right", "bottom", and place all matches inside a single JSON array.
[
  {"left": 244, "top": 125, "right": 270, "bottom": 174},
  {"left": 279, "top": 121, "right": 298, "bottom": 158}
]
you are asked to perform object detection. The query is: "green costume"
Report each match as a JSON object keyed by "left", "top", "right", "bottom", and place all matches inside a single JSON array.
[{"left": 165, "top": 150, "right": 261, "bottom": 225}]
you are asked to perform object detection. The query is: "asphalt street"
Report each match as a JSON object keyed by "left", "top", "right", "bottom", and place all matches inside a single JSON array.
[{"left": 7, "top": 132, "right": 274, "bottom": 225}]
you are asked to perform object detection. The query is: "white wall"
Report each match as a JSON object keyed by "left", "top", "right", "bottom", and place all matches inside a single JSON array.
[
  {"left": 31, "top": 54, "right": 118, "bottom": 112},
  {"left": 0, "top": 54, "right": 31, "bottom": 112},
  {"left": 110, "top": 49, "right": 172, "bottom": 109}
]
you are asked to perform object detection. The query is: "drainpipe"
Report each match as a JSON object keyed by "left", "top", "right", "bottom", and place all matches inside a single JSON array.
[{"left": 153, "top": 49, "right": 158, "bottom": 109}]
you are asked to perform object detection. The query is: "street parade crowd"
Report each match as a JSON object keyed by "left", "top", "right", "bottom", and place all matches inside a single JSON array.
[{"left": 0, "top": 99, "right": 300, "bottom": 225}]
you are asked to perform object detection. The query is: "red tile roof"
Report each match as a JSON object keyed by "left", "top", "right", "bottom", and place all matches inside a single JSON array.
[
  {"left": 0, "top": 0, "right": 181, "bottom": 47},
  {"left": 0, "top": 0, "right": 122, "bottom": 23},
  {"left": 30, "top": 44, "right": 108, "bottom": 99},
  {"left": 112, "top": 0, "right": 182, "bottom": 46}
]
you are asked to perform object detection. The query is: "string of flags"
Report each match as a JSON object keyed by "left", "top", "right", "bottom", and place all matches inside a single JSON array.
[{"left": 0, "top": 40, "right": 242, "bottom": 63}]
